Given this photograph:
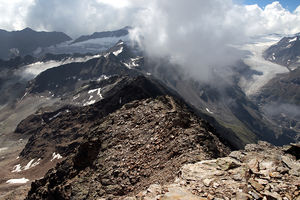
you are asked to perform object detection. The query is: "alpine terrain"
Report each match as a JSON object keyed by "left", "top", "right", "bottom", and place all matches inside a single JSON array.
[{"left": 0, "top": 22, "right": 299, "bottom": 200}]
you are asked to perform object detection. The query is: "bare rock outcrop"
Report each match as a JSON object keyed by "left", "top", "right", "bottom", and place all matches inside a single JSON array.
[
  {"left": 131, "top": 141, "right": 300, "bottom": 200},
  {"left": 25, "top": 95, "right": 229, "bottom": 199}
]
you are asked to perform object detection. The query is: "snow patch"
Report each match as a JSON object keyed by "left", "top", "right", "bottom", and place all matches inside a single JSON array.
[
  {"left": 206, "top": 108, "right": 214, "bottom": 114},
  {"left": 88, "top": 88, "right": 103, "bottom": 99},
  {"left": 122, "top": 57, "right": 142, "bottom": 69},
  {"left": 49, "top": 112, "right": 62, "bottom": 121},
  {"left": 289, "top": 37, "right": 297, "bottom": 43},
  {"left": 24, "top": 159, "right": 39, "bottom": 170},
  {"left": 12, "top": 164, "right": 22, "bottom": 173},
  {"left": 6, "top": 178, "right": 29, "bottom": 184},
  {"left": 113, "top": 47, "right": 123, "bottom": 56},
  {"left": 20, "top": 92, "right": 28, "bottom": 101},
  {"left": 272, "top": 53, "right": 276, "bottom": 60},
  {"left": 83, "top": 100, "right": 96, "bottom": 106},
  {"left": 51, "top": 152, "right": 63, "bottom": 161},
  {"left": 72, "top": 35, "right": 129, "bottom": 47},
  {"left": 31, "top": 158, "right": 41, "bottom": 168},
  {"left": 12, "top": 158, "right": 41, "bottom": 172},
  {"left": 97, "top": 75, "right": 110, "bottom": 81},
  {"left": 73, "top": 94, "right": 80, "bottom": 100},
  {"left": 238, "top": 39, "right": 289, "bottom": 96},
  {"left": 18, "top": 54, "right": 101, "bottom": 80}
]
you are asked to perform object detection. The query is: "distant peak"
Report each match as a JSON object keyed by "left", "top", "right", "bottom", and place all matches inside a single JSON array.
[
  {"left": 122, "top": 26, "right": 133, "bottom": 30},
  {"left": 22, "top": 27, "right": 34, "bottom": 32}
]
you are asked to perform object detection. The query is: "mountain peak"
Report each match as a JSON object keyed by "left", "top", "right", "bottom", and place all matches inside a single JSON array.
[
  {"left": 72, "top": 27, "right": 130, "bottom": 44},
  {"left": 22, "top": 27, "right": 34, "bottom": 32}
]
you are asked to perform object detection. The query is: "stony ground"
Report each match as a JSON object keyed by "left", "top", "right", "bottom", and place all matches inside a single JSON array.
[
  {"left": 130, "top": 142, "right": 300, "bottom": 200},
  {"left": 26, "top": 96, "right": 230, "bottom": 199}
]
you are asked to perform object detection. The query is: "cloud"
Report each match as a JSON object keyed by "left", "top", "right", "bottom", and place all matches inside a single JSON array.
[
  {"left": 242, "top": 2, "right": 300, "bottom": 35},
  {"left": 263, "top": 102, "right": 300, "bottom": 118},
  {"left": 0, "top": 0, "right": 299, "bottom": 38},
  {"left": 0, "top": 0, "right": 35, "bottom": 30},
  {"left": 129, "top": 0, "right": 300, "bottom": 81},
  {"left": 130, "top": 0, "right": 249, "bottom": 81},
  {"left": 24, "top": 0, "right": 142, "bottom": 38},
  {"left": 0, "top": 0, "right": 300, "bottom": 82}
]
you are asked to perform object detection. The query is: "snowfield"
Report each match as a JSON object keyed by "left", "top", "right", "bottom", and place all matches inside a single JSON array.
[
  {"left": 12, "top": 158, "right": 41, "bottom": 172},
  {"left": 39, "top": 35, "right": 130, "bottom": 56},
  {"left": 113, "top": 46, "right": 124, "bottom": 56},
  {"left": 206, "top": 108, "right": 214, "bottom": 114},
  {"left": 239, "top": 37, "right": 289, "bottom": 96},
  {"left": 6, "top": 178, "right": 29, "bottom": 184},
  {"left": 18, "top": 54, "right": 101, "bottom": 80},
  {"left": 51, "top": 152, "right": 63, "bottom": 161}
]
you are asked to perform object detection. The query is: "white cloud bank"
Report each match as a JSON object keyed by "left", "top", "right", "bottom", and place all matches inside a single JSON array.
[
  {"left": 130, "top": 0, "right": 300, "bottom": 80},
  {"left": 0, "top": 0, "right": 299, "bottom": 80},
  {"left": 0, "top": 0, "right": 299, "bottom": 37},
  {"left": 0, "top": 0, "right": 35, "bottom": 31}
]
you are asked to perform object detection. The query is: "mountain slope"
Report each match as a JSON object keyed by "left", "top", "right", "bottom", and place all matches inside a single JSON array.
[
  {"left": 25, "top": 95, "right": 229, "bottom": 199},
  {"left": 72, "top": 26, "right": 130, "bottom": 44},
  {"left": 140, "top": 59, "right": 296, "bottom": 147},
  {"left": 254, "top": 67, "right": 300, "bottom": 139},
  {"left": 0, "top": 28, "right": 72, "bottom": 60},
  {"left": 263, "top": 35, "right": 300, "bottom": 70}
]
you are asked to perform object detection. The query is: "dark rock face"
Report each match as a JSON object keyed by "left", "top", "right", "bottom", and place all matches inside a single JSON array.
[
  {"left": 284, "top": 143, "right": 300, "bottom": 160},
  {"left": 256, "top": 67, "right": 300, "bottom": 105},
  {"left": 263, "top": 36, "right": 300, "bottom": 69},
  {"left": 0, "top": 28, "right": 72, "bottom": 60},
  {"left": 72, "top": 26, "right": 130, "bottom": 44},
  {"left": 27, "top": 53, "right": 139, "bottom": 96},
  {"left": 0, "top": 55, "right": 35, "bottom": 69},
  {"left": 25, "top": 95, "right": 229, "bottom": 200},
  {"left": 254, "top": 67, "right": 300, "bottom": 140},
  {"left": 141, "top": 59, "right": 297, "bottom": 148},
  {"left": 17, "top": 76, "right": 173, "bottom": 159},
  {"left": 0, "top": 55, "right": 36, "bottom": 105}
]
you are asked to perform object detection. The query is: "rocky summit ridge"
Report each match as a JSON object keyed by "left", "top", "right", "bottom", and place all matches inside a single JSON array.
[
  {"left": 25, "top": 95, "right": 230, "bottom": 199},
  {"left": 126, "top": 142, "right": 300, "bottom": 200},
  {"left": 23, "top": 92, "right": 300, "bottom": 199}
]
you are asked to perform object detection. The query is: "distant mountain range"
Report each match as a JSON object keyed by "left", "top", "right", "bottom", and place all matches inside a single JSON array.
[
  {"left": 0, "top": 28, "right": 72, "bottom": 60},
  {"left": 71, "top": 26, "right": 131, "bottom": 44},
  {"left": 0, "top": 27, "right": 132, "bottom": 60}
]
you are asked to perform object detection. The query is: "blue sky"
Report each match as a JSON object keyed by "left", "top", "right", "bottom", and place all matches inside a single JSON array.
[{"left": 244, "top": 0, "right": 300, "bottom": 11}]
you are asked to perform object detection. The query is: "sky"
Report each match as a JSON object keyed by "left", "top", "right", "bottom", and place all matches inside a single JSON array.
[
  {"left": 244, "top": 0, "right": 299, "bottom": 11},
  {"left": 0, "top": 0, "right": 299, "bottom": 38}
]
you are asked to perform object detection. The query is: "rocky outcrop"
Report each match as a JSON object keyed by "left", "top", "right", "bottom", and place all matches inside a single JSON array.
[
  {"left": 72, "top": 26, "right": 130, "bottom": 44},
  {"left": 133, "top": 141, "right": 300, "bottom": 200},
  {"left": 17, "top": 76, "right": 174, "bottom": 159},
  {"left": 26, "top": 53, "right": 139, "bottom": 96},
  {"left": 25, "top": 95, "right": 229, "bottom": 199},
  {"left": 263, "top": 36, "right": 300, "bottom": 69},
  {"left": 254, "top": 67, "right": 300, "bottom": 141}
]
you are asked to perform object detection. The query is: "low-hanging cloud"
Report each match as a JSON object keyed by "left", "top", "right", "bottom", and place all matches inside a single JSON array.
[
  {"left": 0, "top": 0, "right": 300, "bottom": 81},
  {"left": 0, "top": 0, "right": 34, "bottom": 31},
  {"left": 130, "top": 0, "right": 247, "bottom": 81},
  {"left": 24, "top": 0, "right": 141, "bottom": 38},
  {"left": 130, "top": 0, "right": 300, "bottom": 81}
]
